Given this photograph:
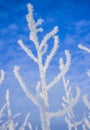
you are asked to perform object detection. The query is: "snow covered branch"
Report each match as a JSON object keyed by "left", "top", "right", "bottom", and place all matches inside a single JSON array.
[
  {"left": 49, "top": 87, "right": 80, "bottom": 118},
  {"left": 6, "top": 90, "right": 15, "bottom": 130},
  {"left": 18, "top": 40, "right": 38, "bottom": 63},
  {"left": 47, "top": 50, "right": 71, "bottom": 91},
  {"left": 62, "top": 76, "right": 82, "bottom": 130},
  {"left": 40, "top": 26, "right": 58, "bottom": 51},
  {"left": 0, "top": 104, "right": 6, "bottom": 121},
  {"left": 13, "top": 65, "right": 38, "bottom": 106},
  {"left": 19, "top": 113, "right": 30, "bottom": 130},
  {"left": 44, "top": 35, "right": 59, "bottom": 71},
  {"left": 0, "top": 70, "right": 5, "bottom": 85},
  {"left": 78, "top": 44, "right": 90, "bottom": 53},
  {"left": 26, "top": 4, "right": 43, "bottom": 46},
  {"left": 83, "top": 95, "right": 90, "bottom": 110}
]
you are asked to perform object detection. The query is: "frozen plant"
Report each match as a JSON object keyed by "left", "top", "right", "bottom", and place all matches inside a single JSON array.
[{"left": 13, "top": 3, "right": 80, "bottom": 130}]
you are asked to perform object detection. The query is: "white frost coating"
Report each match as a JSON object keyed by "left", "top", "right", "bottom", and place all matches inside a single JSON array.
[
  {"left": 0, "top": 70, "right": 5, "bottom": 85},
  {"left": 13, "top": 65, "right": 38, "bottom": 106},
  {"left": 36, "top": 18, "right": 44, "bottom": 27},
  {"left": 44, "top": 35, "right": 59, "bottom": 71},
  {"left": 49, "top": 87, "right": 80, "bottom": 118},
  {"left": 47, "top": 50, "right": 71, "bottom": 91},
  {"left": 6, "top": 90, "right": 15, "bottom": 130},
  {"left": 62, "top": 76, "right": 82, "bottom": 130},
  {"left": 83, "top": 95, "right": 90, "bottom": 110},
  {"left": 0, "top": 104, "right": 6, "bottom": 119},
  {"left": 18, "top": 40, "right": 38, "bottom": 63},
  {"left": 40, "top": 26, "right": 58, "bottom": 50},
  {"left": 78, "top": 44, "right": 90, "bottom": 53},
  {"left": 26, "top": 4, "right": 43, "bottom": 46}
]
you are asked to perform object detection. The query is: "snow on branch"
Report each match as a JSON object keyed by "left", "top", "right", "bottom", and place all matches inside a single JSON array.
[
  {"left": 0, "top": 70, "right": 5, "bottom": 85},
  {"left": 44, "top": 35, "right": 59, "bottom": 71},
  {"left": 49, "top": 87, "right": 80, "bottom": 118},
  {"left": 83, "top": 95, "right": 90, "bottom": 110},
  {"left": 13, "top": 65, "right": 38, "bottom": 106},
  {"left": 26, "top": 4, "right": 43, "bottom": 46},
  {"left": 61, "top": 76, "right": 82, "bottom": 130},
  {"left": 78, "top": 44, "right": 90, "bottom": 53},
  {"left": 0, "top": 103, "right": 6, "bottom": 121},
  {"left": 47, "top": 50, "right": 71, "bottom": 91},
  {"left": 18, "top": 40, "right": 38, "bottom": 63},
  {"left": 6, "top": 90, "right": 15, "bottom": 130},
  {"left": 40, "top": 26, "right": 58, "bottom": 51},
  {"left": 19, "top": 113, "right": 30, "bottom": 130}
]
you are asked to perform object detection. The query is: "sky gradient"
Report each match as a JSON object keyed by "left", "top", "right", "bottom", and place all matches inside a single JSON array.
[{"left": 0, "top": 0, "right": 90, "bottom": 129}]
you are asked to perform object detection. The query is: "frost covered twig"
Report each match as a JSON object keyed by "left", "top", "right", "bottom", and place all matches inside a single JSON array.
[
  {"left": 49, "top": 87, "right": 80, "bottom": 118},
  {"left": 26, "top": 4, "right": 43, "bottom": 47},
  {"left": 19, "top": 113, "right": 30, "bottom": 130},
  {"left": 47, "top": 50, "right": 71, "bottom": 91},
  {"left": 40, "top": 26, "right": 58, "bottom": 50},
  {"left": 18, "top": 40, "right": 38, "bottom": 63},
  {"left": 6, "top": 90, "right": 15, "bottom": 130},
  {"left": 44, "top": 35, "right": 59, "bottom": 72},
  {"left": 78, "top": 44, "right": 90, "bottom": 53},
  {"left": 0, "top": 70, "right": 5, "bottom": 85},
  {"left": 13, "top": 66, "right": 38, "bottom": 106},
  {"left": 0, "top": 103, "right": 6, "bottom": 121},
  {"left": 61, "top": 77, "right": 82, "bottom": 130}
]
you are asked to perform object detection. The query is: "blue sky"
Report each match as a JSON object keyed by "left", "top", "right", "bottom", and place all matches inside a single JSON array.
[{"left": 0, "top": 0, "right": 90, "bottom": 129}]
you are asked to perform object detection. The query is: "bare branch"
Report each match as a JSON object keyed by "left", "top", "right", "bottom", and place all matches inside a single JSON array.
[
  {"left": 49, "top": 87, "right": 80, "bottom": 118},
  {"left": 47, "top": 50, "right": 71, "bottom": 91},
  {"left": 18, "top": 40, "right": 38, "bottom": 63},
  {"left": 13, "top": 65, "right": 38, "bottom": 106}
]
